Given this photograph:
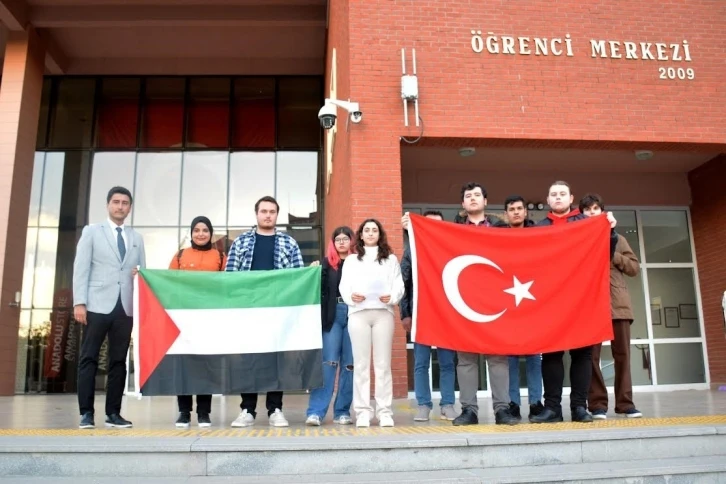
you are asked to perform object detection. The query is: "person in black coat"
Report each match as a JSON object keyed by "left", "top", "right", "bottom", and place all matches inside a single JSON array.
[
  {"left": 530, "top": 181, "right": 619, "bottom": 425},
  {"left": 305, "top": 226, "right": 356, "bottom": 426}
]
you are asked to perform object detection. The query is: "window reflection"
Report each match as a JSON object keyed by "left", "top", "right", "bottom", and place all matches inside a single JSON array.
[
  {"left": 49, "top": 78, "right": 95, "bottom": 148},
  {"left": 233, "top": 78, "right": 275, "bottom": 148},
  {"left": 32, "top": 229, "right": 59, "bottom": 309},
  {"left": 133, "top": 153, "right": 182, "bottom": 226},
  {"left": 22, "top": 229, "right": 38, "bottom": 309},
  {"left": 276, "top": 152, "right": 318, "bottom": 225},
  {"left": 648, "top": 268, "right": 700, "bottom": 338},
  {"left": 626, "top": 273, "right": 648, "bottom": 339},
  {"left": 654, "top": 343, "right": 705, "bottom": 384},
  {"left": 96, "top": 78, "right": 140, "bottom": 149},
  {"left": 15, "top": 310, "right": 31, "bottom": 393},
  {"left": 142, "top": 78, "right": 185, "bottom": 148},
  {"left": 36, "top": 79, "right": 51, "bottom": 149},
  {"left": 228, "top": 152, "right": 275, "bottom": 226},
  {"left": 277, "top": 77, "right": 322, "bottom": 149},
  {"left": 598, "top": 344, "right": 652, "bottom": 386},
  {"left": 134, "top": 228, "right": 182, "bottom": 269},
  {"left": 612, "top": 210, "right": 640, "bottom": 259},
  {"left": 282, "top": 227, "right": 320, "bottom": 265},
  {"left": 180, "top": 152, "right": 228, "bottom": 227},
  {"left": 641, "top": 211, "right": 692, "bottom": 263},
  {"left": 39, "top": 153, "right": 65, "bottom": 227},
  {"left": 187, "top": 78, "right": 230, "bottom": 148},
  {"left": 28, "top": 154, "right": 44, "bottom": 227},
  {"left": 89, "top": 153, "right": 136, "bottom": 225}
]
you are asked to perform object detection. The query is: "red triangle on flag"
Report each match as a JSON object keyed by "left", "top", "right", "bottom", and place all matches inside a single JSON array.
[{"left": 137, "top": 274, "right": 180, "bottom": 389}]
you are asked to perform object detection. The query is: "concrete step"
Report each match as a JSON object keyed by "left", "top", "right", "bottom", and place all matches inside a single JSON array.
[{"left": 0, "top": 425, "right": 724, "bottom": 480}]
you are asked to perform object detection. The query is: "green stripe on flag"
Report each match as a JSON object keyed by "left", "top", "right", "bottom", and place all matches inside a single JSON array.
[{"left": 139, "top": 266, "right": 320, "bottom": 310}]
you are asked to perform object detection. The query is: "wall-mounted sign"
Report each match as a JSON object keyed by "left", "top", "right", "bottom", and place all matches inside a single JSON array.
[{"left": 470, "top": 30, "right": 695, "bottom": 81}]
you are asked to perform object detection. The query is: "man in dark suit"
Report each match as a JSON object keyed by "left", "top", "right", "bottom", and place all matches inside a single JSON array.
[{"left": 73, "top": 186, "right": 146, "bottom": 429}]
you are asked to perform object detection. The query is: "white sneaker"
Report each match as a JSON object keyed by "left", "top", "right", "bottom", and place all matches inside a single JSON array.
[
  {"left": 356, "top": 415, "right": 370, "bottom": 428},
  {"left": 379, "top": 415, "right": 395, "bottom": 427},
  {"left": 230, "top": 410, "right": 255, "bottom": 428},
  {"left": 334, "top": 415, "right": 353, "bottom": 425},
  {"left": 269, "top": 409, "right": 289, "bottom": 427},
  {"left": 305, "top": 415, "right": 321, "bottom": 426}
]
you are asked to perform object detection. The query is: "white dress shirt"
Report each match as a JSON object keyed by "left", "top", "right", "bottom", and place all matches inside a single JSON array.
[{"left": 107, "top": 218, "right": 128, "bottom": 254}]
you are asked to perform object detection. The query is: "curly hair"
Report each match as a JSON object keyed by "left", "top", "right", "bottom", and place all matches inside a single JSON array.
[{"left": 355, "top": 218, "right": 392, "bottom": 263}]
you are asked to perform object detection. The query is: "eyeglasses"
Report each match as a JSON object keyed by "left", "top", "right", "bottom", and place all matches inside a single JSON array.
[{"left": 334, "top": 237, "right": 350, "bottom": 243}]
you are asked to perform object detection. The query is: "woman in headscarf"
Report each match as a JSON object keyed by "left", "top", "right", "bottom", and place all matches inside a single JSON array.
[{"left": 168, "top": 216, "right": 226, "bottom": 428}]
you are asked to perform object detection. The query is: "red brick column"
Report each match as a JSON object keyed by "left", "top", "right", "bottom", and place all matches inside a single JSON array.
[
  {"left": 0, "top": 29, "right": 45, "bottom": 395},
  {"left": 689, "top": 155, "right": 726, "bottom": 388}
]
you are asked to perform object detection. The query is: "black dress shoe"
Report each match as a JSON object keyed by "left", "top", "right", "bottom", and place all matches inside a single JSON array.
[
  {"left": 105, "top": 413, "right": 133, "bottom": 428},
  {"left": 529, "top": 401, "right": 545, "bottom": 418},
  {"left": 571, "top": 406, "right": 593, "bottom": 423},
  {"left": 529, "top": 407, "right": 563, "bottom": 423},
  {"left": 79, "top": 412, "right": 95, "bottom": 429},
  {"left": 509, "top": 402, "right": 522, "bottom": 420},
  {"left": 495, "top": 408, "right": 519, "bottom": 425},
  {"left": 452, "top": 408, "right": 478, "bottom": 426}
]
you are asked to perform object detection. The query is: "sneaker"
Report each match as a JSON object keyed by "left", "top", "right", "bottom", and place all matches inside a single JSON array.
[
  {"left": 231, "top": 410, "right": 255, "bottom": 428},
  {"left": 452, "top": 408, "right": 478, "bottom": 426},
  {"left": 571, "top": 406, "right": 593, "bottom": 423},
  {"left": 356, "top": 415, "right": 370, "bottom": 428},
  {"left": 105, "top": 414, "right": 133, "bottom": 428},
  {"left": 440, "top": 405, "right": 457, "bottom": 421},
  {"left": 414, "top": 405, "right": 431, "bottom": 421},
  {"left": 617, "top": 408, "right": 643, "bottom": 418},
  {"left": 495, "top": 408, "right": 519, "bottom": 426},
  {"left": 379, "top": 415, "right": 395, "bottom": 427},
  {"left": 529, "top": 401, "right": 545, "bottom": 418},
  {"left": 334, "top": 415, "right": 353, "bottom": 425},
  {"left": 79, "top": 412, "right": 95, "bottom": 429},
  {"left": 197, "top": 413, "right": 211, "bottom": 428},
  {"left": 509, "top": 402, "right": 522, "bottom": 420},
  {"left": 305, "top": 415, "right": 322, "bottom": 426},
  {"left": 175, "top": 412, "right": 191, "bottom": 428},
  {"left": 592, "top": 409, "right": 607, "bottom": 420},
  {"left": 269, "top": 409, "right": 289, "bottom": 427}
]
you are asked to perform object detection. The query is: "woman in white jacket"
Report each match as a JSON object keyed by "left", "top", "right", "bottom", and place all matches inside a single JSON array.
[{"left": 339, "top": 218, "right": 404, "bottom": 428}]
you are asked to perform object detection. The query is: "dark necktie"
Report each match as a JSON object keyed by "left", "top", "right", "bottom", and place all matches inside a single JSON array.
[{"left": 116, "top": 227, "right": 126, "bottom": 260}]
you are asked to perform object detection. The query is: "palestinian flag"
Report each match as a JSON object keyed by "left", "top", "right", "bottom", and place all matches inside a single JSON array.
[{"left": 132, "top": 266, "right": 323, "bottom": 396}]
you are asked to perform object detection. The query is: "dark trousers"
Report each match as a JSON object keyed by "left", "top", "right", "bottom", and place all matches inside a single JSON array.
[
  {"left": 589, "top": 320, "right": 635, "bottom": 413},
  {"left": 542, "top": 345, "right": 592, "bottom": 412},
  {"left": 77, "top": 298, "right": 132, "bottom": 416},
  {"left": 178, "top": 395, "right": 212, "bottom": 415},
  {"left": 241, "top": 392, "right": 283, "bottom": 418}
]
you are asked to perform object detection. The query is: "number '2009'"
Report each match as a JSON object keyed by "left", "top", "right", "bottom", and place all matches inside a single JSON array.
[{"left": 659, "top": 67, "right": 695, "bottom": 80}]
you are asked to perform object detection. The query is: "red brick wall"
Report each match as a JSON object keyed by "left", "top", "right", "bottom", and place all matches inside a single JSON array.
[
  {"left": 328, "top": 0, "right": 726, "bottom": 396},
  {"left": 689, "top": 155, "right": 726, "bottom": 387}
]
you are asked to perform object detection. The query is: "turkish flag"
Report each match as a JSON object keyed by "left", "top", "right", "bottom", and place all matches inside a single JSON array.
[{"left": 409, "top": 214, "right": 613, "bottom": 355}]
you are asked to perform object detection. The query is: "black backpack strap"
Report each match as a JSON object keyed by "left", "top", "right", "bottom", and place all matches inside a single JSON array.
[
  {"left": 176, "top": 248, "right": 185, "bottom": 267},
  {"left": 218, "top": 249, "right": 224, "bottom": 270}
]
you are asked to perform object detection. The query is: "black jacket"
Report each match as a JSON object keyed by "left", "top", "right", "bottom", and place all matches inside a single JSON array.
[
  {"left": 399, "top": 246, "right": 414, "bottom": 319},
  {"left": 493, "top": 218, "right": 537, "bottom": 228},
  {"left": 320, "top": 258, "right": 343, "bottom": 332},
  {"left": 536, "top": 212, "right": 619, "bottom": 258}
]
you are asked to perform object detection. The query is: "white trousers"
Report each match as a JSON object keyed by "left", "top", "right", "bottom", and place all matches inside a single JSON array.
[{"left": 348, "top": 309, "right": 394, "bottom": 420}]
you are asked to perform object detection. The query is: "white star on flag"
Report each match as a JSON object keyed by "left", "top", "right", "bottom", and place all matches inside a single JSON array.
[{"left": 503, "top": 276, "right": 535, "bottom": 306}]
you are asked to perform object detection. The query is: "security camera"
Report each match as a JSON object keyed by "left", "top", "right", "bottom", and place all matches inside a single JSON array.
[
  {"left": 318, "top": 103, "right": 337, "bottom": 129},
  {"left": 318, "top": 98, "right": 362, "bottom": 129}
]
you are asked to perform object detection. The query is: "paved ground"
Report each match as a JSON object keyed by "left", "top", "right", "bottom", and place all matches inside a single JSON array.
[{"left": 0, "top": 390, "right": 724, "bottom": 435}]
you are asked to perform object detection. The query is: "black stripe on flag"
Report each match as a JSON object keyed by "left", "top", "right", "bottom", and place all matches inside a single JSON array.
[{"left": 139, "top": 349, "right": 323, "bottom": 396}]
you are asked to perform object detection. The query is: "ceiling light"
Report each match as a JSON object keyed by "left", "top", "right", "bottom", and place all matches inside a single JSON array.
[
  {"left": 634, "top": 150, "right": 654, "bottom": 161},
  {"left": 459, "top": 147, "right": 476, "bottom": 157}
]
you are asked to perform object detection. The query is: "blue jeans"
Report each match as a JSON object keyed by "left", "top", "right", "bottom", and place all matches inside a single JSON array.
[
  {"left": 414, "top": 343, "right": 456, "bottom": 408},
  {"left": 307, "top": 303, "right": 354, "bottom": 419},
  {"left": 508, "top": 355, "right": 543, "bottom": 405}
]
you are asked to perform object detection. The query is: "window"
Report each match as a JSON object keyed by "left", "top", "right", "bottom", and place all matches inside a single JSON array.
[
  {"left": 142, "top": 78, "right": 185, "bottom": 148},
  {"left": 49, "top": 78, "right": 95, "bottom": 148},
  {"left": 187, "top": 78, "right": 230, "bottom": 148},
  {"left": 233, "top": 78, "right": 275, "bottom": 148},
  {"left": 96, "top": 78, "right": 141, "bottom": 148}
]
